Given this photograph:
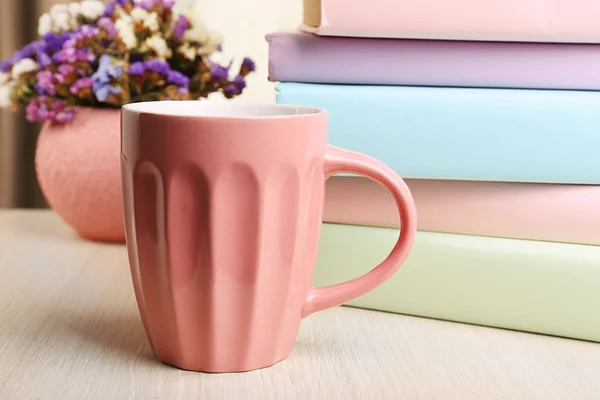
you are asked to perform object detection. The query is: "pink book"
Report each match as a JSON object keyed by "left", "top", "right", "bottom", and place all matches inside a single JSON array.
[
  {"left": 324, "top": 176, "right": 600, "bottom": 245},
  {"left": 302, "top": 0, "right": 600, "bottom": 42}
]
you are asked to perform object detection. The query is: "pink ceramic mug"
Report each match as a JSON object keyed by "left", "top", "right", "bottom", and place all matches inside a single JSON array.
[{"left": 120, "top": 101, "right": 417, "bottom": 373}]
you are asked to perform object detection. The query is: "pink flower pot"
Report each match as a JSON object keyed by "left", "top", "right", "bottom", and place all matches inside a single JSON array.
[{"left": 35, "top": 107, "right": 125, "bottom": 243}]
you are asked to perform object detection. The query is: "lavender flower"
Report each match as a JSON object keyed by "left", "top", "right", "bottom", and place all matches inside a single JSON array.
[
  {"left": 133, "top": 0, "right": 174, "bottom": 11},
  {"left": 53, "top": 47, "right": 96, "bottom": 63},
  {"left": 35, "top": 70, "right": 57, "bottom": 95},
  {"left": 36, "top": 52, "right": 52, "bottom": 68},
  {"left": 42, "top": 32, "right": 71, "bottom": 54},
  {"left": 64, "top": 25, "right": 99, "bottom": 48},
  {"left": 240, "top": 57, "right": 255, "bottom": 75},
  {"left": 223, "top": 75, "right": 247, "bottom": 97},
  {"left": 57, "top": 64, "right": 75, "bottom": 77},
  {"left": 128, "top": 61, "right": 145, "bottom": 76},
  {"left": 233, "top": 75, "right": 246, "bottom": 90},
  {"left": 224, "top": 84, "right": 241, "bottom": 96},
  {"left": 135, "top": 0, "right": 155, "bottom": 10},
  {"left": 173, "top": 15, "right": 188, "bottom": 41},
  {"left": 97, "top": 17, "right": 117, "bottom": 39},
  {"left": 1, "top": 3, "right": 254, "bottom": 124},
  {"left": 103, "top": 1, "right": 116, "bottom": 17},
  {"left": 130, "top": 59, "right": 189, "bottom": 89},
  {"left": 91, "top": 54, "right": 122, "bottom": 102},
  {"left": 211, "top": 65, "right": 229, "bottom": 80},
  {"left": 54, "top": 107, "right": 77, "bottom": 123},
  {"left": 70, "top": 77, "right": 93, "bottom": 95},
  {"left": 144, "top": 59, "right": 170, "bottom": 74},
  {"left": 167, "top": 70, "right": 189, "bottom": 88},
  {"left": 25, "top": 96, "right": 75, "bottom": 123},
  {"left": 0, "top": 42, "right": 42, "bottom": 72},
  {"left": 0, "top": 60, "right": 12, "bottom": 72}
]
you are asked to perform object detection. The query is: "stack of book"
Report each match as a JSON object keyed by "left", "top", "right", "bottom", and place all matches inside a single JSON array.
[{"left": 267, "top": 0, "right": 600, "bottom": 342}]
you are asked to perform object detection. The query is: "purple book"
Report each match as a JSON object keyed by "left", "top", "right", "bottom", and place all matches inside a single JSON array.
[{"left": 267, "top": 32, "right": 600, "bottom": 90}]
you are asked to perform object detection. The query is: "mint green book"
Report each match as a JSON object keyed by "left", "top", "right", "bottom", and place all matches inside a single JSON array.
[{"left": 314, "top": 223, "right": 600, "bottom": 342}]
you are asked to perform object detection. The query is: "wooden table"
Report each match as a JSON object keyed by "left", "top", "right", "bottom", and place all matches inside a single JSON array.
[{"left": 1, "top": 210, "right": 600, "bottom": 399}]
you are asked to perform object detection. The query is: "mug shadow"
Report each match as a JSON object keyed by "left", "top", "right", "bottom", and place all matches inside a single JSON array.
[{"left": 45, "top": 308, "right": 160, "bottom": 367}]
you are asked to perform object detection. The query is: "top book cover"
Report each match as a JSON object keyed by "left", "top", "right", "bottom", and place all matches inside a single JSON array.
[{"left": 302, "top": 0, "right": 600, "bottom": 42}]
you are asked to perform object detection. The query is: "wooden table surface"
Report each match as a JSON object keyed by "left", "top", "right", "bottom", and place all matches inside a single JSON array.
[{"left": 1, "top": 210, "right": 600, "bottom": 400}]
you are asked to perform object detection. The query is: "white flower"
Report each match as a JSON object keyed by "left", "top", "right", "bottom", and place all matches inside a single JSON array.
[
  {"left": 49, "top": 3, "right": 69, "bottom": 16},
  {"left": 130, "top": 7, "right": 149, "bottom": 21},
  {"left": 52, "top": 11, "right": 73, "bottom": 32},
  {"left": 182, "top": 11, "right": 208, "bottom": 42},
  {"left": 208, "top": 52, "right": 229, "bottom": 66},
  {"left": 68, "top": 2, "right": 82, "bottom": 18},
  {"left": 115, "top": 19, "right": 137, "bottom": 49},
  {"left": 145, "top": 34, "right": 172, "bottom": 59},
  {"left": 0, "top": 82, "right": 15, "bottom": 108},
  {"left": 11, "top": 58, "right": 38, "bottom": 80},
  {"left": 0, "top": 73, "right": 10, "bottom": 86},
  {"left": 38, "top": 13, "right": 52, "bottom": 36},
  {"left": 183, "top": 26, "right": 208, "bottom": 43},
  {"left": 143, "top": 12, "right": 160, "bottom": 32},
  {"left": 80, "top": 0, "right": 105, "bottom": 20},
  {"left": 177, "top": 43, "right": 196, "bottom": 60},
  {"left": 207, "top": 31, "right": 223, "bottom": 46}
]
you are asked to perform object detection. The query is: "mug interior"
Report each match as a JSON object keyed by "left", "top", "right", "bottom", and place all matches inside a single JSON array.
[{"left": 122, "top": 101, "right": 324, "bottom": 118}]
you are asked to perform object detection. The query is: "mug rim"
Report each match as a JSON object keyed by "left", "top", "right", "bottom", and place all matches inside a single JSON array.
[{"left": 121, "top": 100, "right": 326, "bottom": 119}]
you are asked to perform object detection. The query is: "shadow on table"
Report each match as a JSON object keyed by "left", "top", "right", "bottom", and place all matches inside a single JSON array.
[{"left": 45, "top": 308, "right": 159, "bottom": 367}]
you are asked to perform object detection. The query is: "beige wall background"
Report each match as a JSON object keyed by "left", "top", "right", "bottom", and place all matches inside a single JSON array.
[
  {"left": 0, "top": 0, "right": 301, "bottom": 208},
  {"left": 190, "top": 0, "right": 302, "bottom": 104}
]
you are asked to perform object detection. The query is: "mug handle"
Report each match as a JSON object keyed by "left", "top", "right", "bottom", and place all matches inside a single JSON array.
[{"left": 302, "top": 145, "right": 417, "bottom": 317}]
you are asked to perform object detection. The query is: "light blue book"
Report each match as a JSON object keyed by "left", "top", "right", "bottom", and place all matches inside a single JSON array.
[{"left": 275, "top": 82, "right": 600, "bottom": 184}]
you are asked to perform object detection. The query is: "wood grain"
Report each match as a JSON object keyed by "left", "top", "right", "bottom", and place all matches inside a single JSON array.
[{"left": 1, "top": 210, "right": 600, "bottom": 399}]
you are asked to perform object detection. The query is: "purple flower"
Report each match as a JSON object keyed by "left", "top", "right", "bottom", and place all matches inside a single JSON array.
[
  {"left": 128, "top": 61, "right": 145, "bottom": 76},
  {"left": 211, "top": 65, "right": 229, "bottom": 80},
  {"left": 233, "top": 75, "right": 246, "bottom": 90},
  {"left": 70, "top": 77, "right": 93, "bottom": 95},
  {"left": 163, "top": 0, "right": 175, "bottom": 9},
  {"left": 224, "top": 84, "right": 241, "bottom": 96},
  {"left": 173, "top": 15, "right": 188, "bottom": 41},
  {"left": 240, "top": 57, "right": 255, "bottom": 75},
  {"left": 36, "top": 52, "right": 52, "bottom": 68},
  {"left": 53, "top": 47, "right": 96, "bottom": 63},
  {"left": 55, "top": 108, "right": 76, "bottom": 123},
  {"left": 92, "top": 54, "right": 122, "bottom": 102},
  {"left": 103, "top": 1, "right": 116, "bottom": 16},
  {"left": 144, "top": 59, "right": 170, "bottom": 74},
  {"left": 116, "top": 0, "right": 130, "bottom": 5},
  {"left": 136, "top": 0, "right": 155, "bottom": 10},
  {"left": 57, "top": 64, "right": 75, "bottom": 77},
  {"left": 19, "top": 42, "right": 42, "bottom": 60},
  {"left": 64, "top": 25, "right": 99, "bottom": 48},
  {"left": 242, "top": 57, "right": 255, "bottom": 71},
  {"left": 0, "top": 59, "right": 12, "bottom": 72},
  {"left": 35, "top": 70, "right": 57, "bottom": 95},
  {"left": 93, "top": 54, "right": 122, "bottom": 83},
  {"left": 0, "top": 41, "right": 42, "bottom": 72},
  {"left": 42, "top": 32, "right": 71, "bottom": 54},
  {"left": 25, "top": 96, "right": 76, "bottom": 124},
  {"left": 224, "top": 75, "right": 246, "bottom": 97},
  {"left": 167, "top": 70, "right": 189, "bottom": 88},
  {"left": 97, "top": 17, "right": 117, "bottom": 39}
]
